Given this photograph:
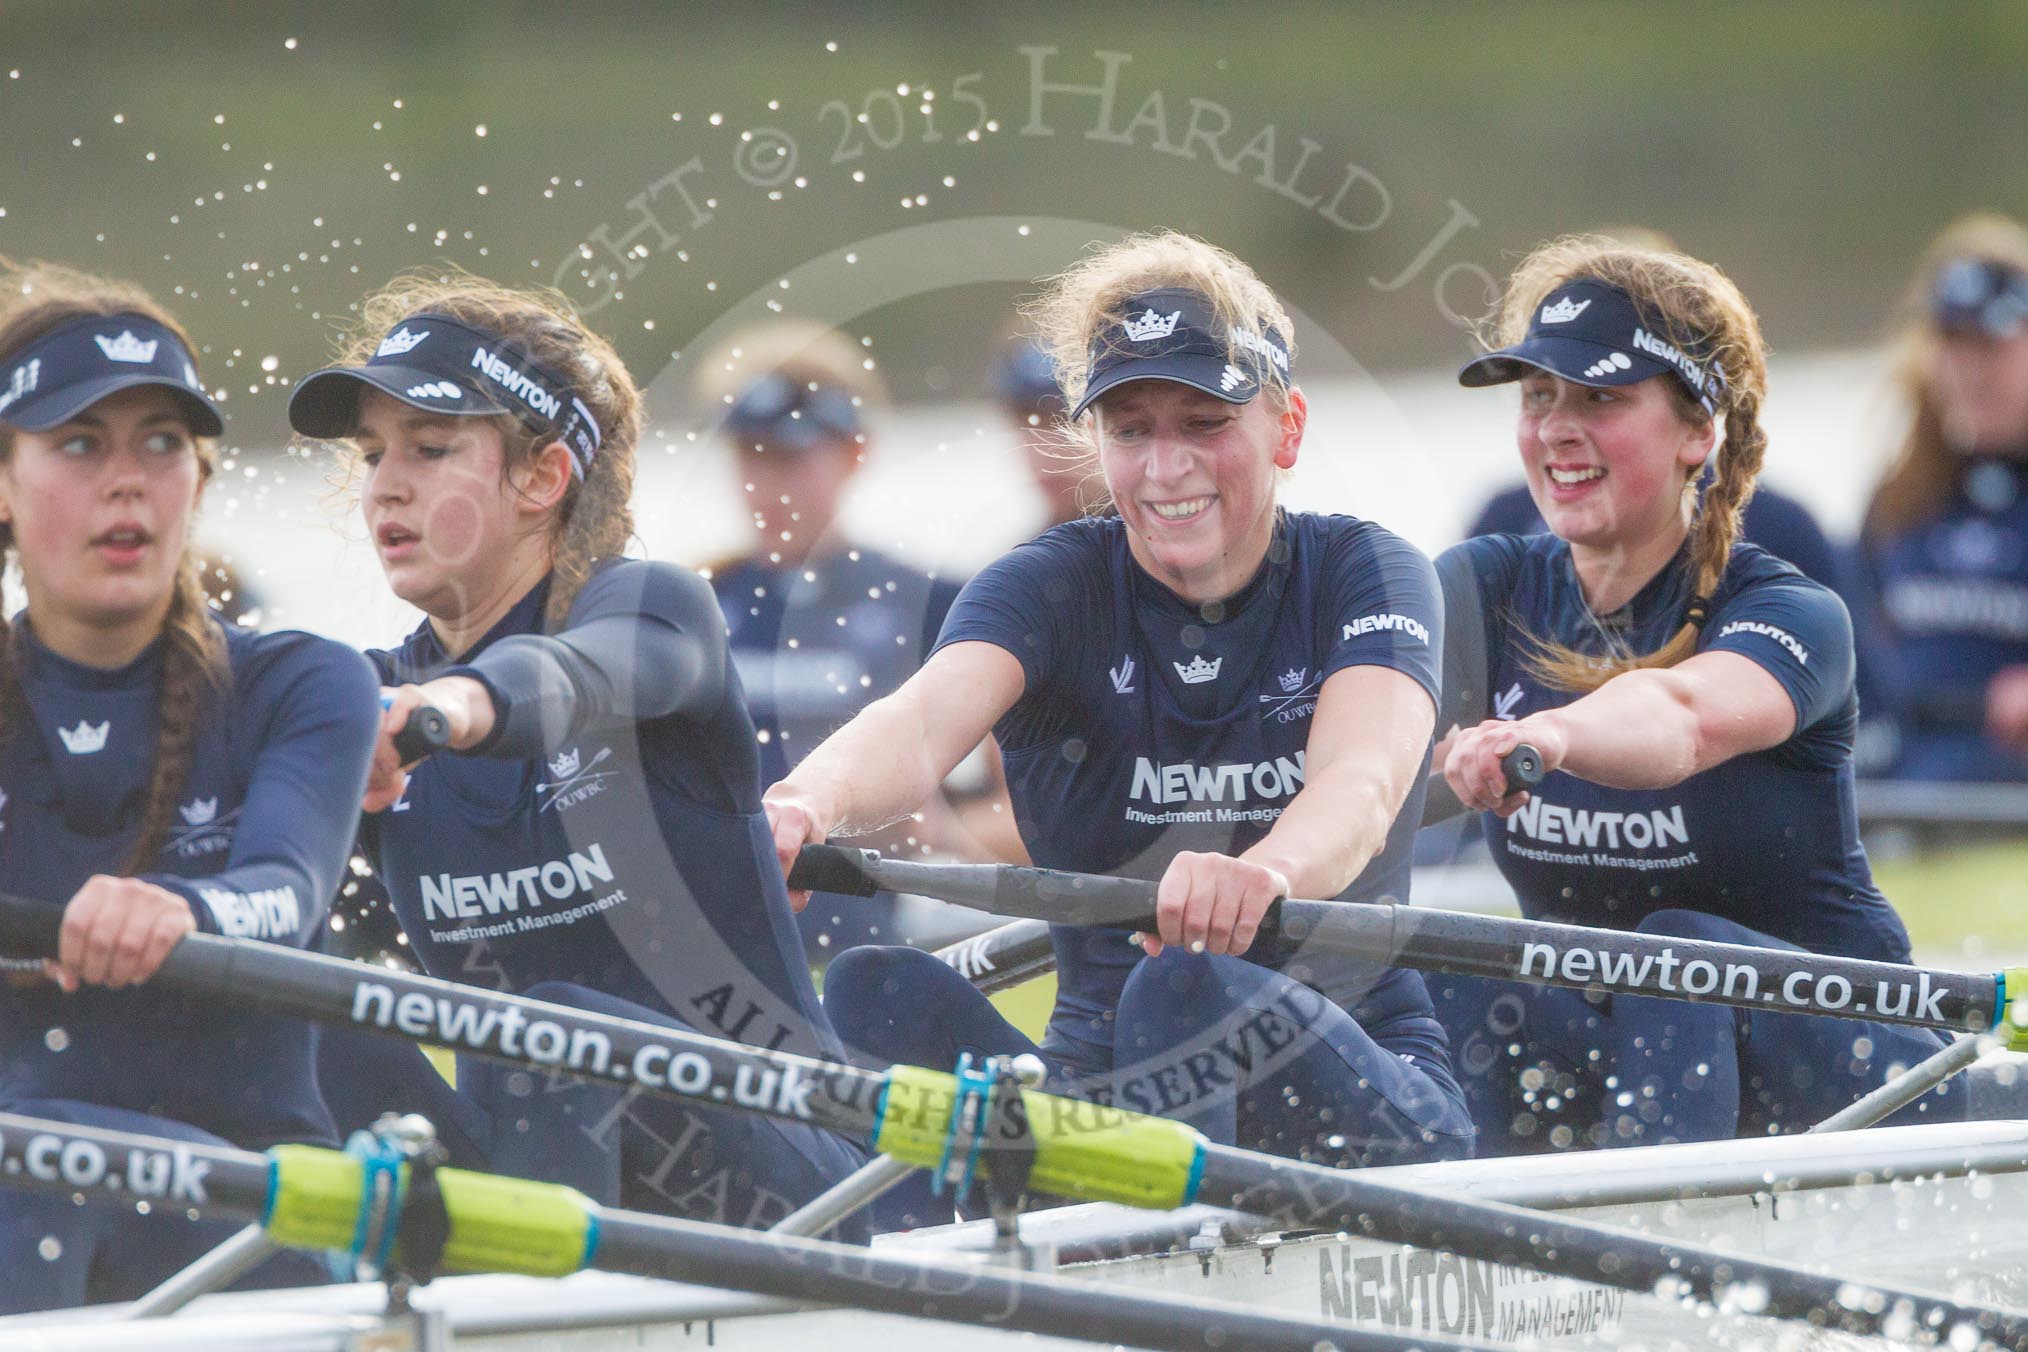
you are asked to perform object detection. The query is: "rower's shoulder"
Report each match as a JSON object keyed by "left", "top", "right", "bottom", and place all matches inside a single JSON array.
[
  {"left": 220, "top": 622, "right": 380, "bottom": 714},
  {"left": 1433, "top": 530, "right": 1552, "bottom": 601}
]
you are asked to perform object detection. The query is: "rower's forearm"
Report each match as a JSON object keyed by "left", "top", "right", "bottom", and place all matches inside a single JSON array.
[
  {"left": 778, "top": 691, "right": 947, "bottom": 838},
  {"left": 1242, "top": 763, "right": 1395, "bottom": 899},
  {"left": 1540, "top": 671, "right": 1701, "bottom": 789}
]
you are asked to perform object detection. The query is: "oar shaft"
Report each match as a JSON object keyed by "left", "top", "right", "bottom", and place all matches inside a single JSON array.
[
  {"left": 0, "top": 1112, "right": 1479, "bottom": 1352},
  {"left": 932, "top": 918, "right": 1054, "bottom": 993},
  {"left": 1287, "top": 902, "right": 2000, "bottom": 1037},
  {"left": 153, "top": 930, "right": 890, "bottom": 1141},
  {"left": 799, "top": 848, "right": 2005, "bottom": 1037},
  {"left": 0, "top": 1112, "right": 273, "bottom": 1218},
  {"left": 1191, "top": 1143, "right": 2028, "bottom": 1348},
  {"left": 591, "top": 1208, "right": 1482, "bottom": 1352}
]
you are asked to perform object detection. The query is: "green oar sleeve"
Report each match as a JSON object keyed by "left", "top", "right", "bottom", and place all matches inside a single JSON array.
[
  {"left": 875, "top": 1065, "right": 1206, "bottom": 1210},
  {"left": 265, "top": 1145, "right": 596, "bottom": 1277}
]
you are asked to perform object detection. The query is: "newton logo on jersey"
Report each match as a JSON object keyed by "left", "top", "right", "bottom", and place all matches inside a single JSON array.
[
  {"left": 1508, "top": 799, "right": 1687, "bottom": 849},
  {"left": 1343, "top": 613, "right": 1429, "bottom": 644},
  {"left": 1129, "top": 752, "right": 1305, "bottom": 805}
]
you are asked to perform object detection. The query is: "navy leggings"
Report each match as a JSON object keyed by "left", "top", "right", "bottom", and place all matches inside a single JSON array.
[
  {"left": 1430, "top": 908, "right": 1966, "bottom": 1155},
  {"left": 317, "top": 981, "right": 869, "bottom": 1241},
  {"left": 0, "top": 1101, "right": 331, "bottom": 1314},
  {"left": 824, "top": 945, "right": 1474, "bottom": 1231}
]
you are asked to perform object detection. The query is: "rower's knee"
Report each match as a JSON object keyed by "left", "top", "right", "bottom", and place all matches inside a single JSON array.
[
  {"left": 1635, "top": 908, "right": 1759, "bottom": 945},
  {"left": 824, "top": 945, "right": 974, "bottom": 1062}
]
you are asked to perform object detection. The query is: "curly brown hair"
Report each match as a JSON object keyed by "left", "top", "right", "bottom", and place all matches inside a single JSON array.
[
  {"left": 318, "top": 267, "right": 643, "bottom": 627},
  {"left": 0, "top": 258, "right": 226, "bottom": 868}
]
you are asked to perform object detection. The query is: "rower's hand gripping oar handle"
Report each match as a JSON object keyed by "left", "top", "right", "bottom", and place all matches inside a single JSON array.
[
  {"left": 791, "top": 742, "right": 1545, "bottom": 904},
  {"left": 1501, "top": 742, "right": 1545, "bottom": 796},
  {"left": 392, "top": 705, "right": 451, "bottom": 764}
]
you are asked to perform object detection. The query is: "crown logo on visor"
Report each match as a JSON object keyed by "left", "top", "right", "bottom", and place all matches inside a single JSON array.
[
  {"left": 178, "top": 797, "right": 218, "bottom": 827},
  {"left": 548, "top": 747, "right": 581, "bottom": 780},
  {"left": 95, "top": 331, "right": 158, "bottom": 364},
  {"left": 376, "top": 326, "right": 429, "bottom": 358},
  {"left": 1173, "top": 654, "right": 1222, "bottom": 684},
  {"left": 58, "top": 719, "right": 110, "bottom": 754},
  {"left": 1123, "top": 309, "right": 1182, "bottom": 342},
  {"left": 1539, "top": 297, "right": 1591, "bottom": 325}
]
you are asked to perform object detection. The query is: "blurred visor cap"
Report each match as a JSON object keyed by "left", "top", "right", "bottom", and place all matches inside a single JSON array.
[
  {"left": 991, "top": 336, "right": 1064, "bottom": 414},
  {"left": 724, "top": 371, "right": 863, "bottom": 451},
  {"left": 1932, "top": 257, "right": 2028, "bottom": 340}
]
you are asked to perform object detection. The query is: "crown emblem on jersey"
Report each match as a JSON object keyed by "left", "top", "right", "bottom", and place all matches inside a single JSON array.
[
  {"left": 95, "top": 330, "right": 158, "bottom": 363},
  {"left": 178, "top": 797, "right": 219, "bottom": 827},
  {"left": 1173, "top": 654, "right": 1222, "bottom": 685},
  {"left": 1122, "top": 309, "right": 1181, "bottom": 342},
  {"left": 548, "top": 747, "right": 581, "bottom": 780},
  {"left": 1538, "top": 297, "right": 1591, "bottom": 325},
  {"left": 58, "top": 719, "right": 110, "bottom": 754},
  {"left": 1279, "top": 667, "right": 1306, "bottom": 693},
  {"left": 376, "top": 326, "right": 430, "bottom": 358}
]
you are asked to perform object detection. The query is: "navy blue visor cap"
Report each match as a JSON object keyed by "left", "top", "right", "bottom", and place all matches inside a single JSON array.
[
  {"left": 1458, "top": 279, "right": 1727, "bottom": 417},
  {"left": 1071, "top": 287, "right": 1292, "bottom": 419},
  {"left": 289, "top": 313, "right": 601, "bottom": 478},
  {"left": 0, "top": 313, "right": 223, "bottom": 436}
]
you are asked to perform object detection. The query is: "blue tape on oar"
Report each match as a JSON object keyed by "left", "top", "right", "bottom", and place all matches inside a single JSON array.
[
  {"left": 341, "top": 1128, "right": 407, "bottom": 1279},
  {"left": 931, "top": 1052, "right": 996, "bottom": 1200}
]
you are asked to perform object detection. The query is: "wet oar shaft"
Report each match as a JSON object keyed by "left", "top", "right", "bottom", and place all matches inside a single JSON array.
[
  {"left": 0, "top": 1111, "right": 1464, "bottom": 1352},
  {"left": 794, "top": 846, "right": 2011, "bottom": 1039}
]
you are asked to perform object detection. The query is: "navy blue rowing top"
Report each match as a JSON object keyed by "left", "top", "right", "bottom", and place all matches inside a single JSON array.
[
  {"left": 1443, "top": 534, "right": 1912, "bottom": 961},
  {"left": 364, "top": 559, "right": 840, "bottom": 1059},
  {"left": 1861, "top": 457, "right": 2028, "bottom": 782},
  {"left": 0, "top": 620, "right": 379, "bottom": 1149},
  {"left": 709, "top": 546, "right": 960, "bottom": 788},
  {"left": 937, "top": 513, "right": 1446, "bottom": 1075}
]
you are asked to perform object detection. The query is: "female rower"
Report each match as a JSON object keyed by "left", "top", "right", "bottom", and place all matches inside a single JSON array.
[
  {"left": 1434, "top": 236, "right": 1960, "bottom": 1154},
  {"left": 767, "top": 232, "right": 1473, "bottom": 1229},
  {"left": 1858, "top": 213, "right": 2028, "bottom": 782},
  {"left": 0, "top": 262, "right": 379, "bottom": 1309},
  {"left": 288, "top": 272, "right": 864, "bottom": 1232}
]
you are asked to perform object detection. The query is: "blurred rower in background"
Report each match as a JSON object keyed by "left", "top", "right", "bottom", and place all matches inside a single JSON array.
[
  {"left": 699, "top": 320, "right": 972, "bottom": 955},
  {"left": 989, "top": 328, "right": 1083, "bottom": 530},
  {"left": 1858, "top": 213, "right": 2028, "bottom": 783}
]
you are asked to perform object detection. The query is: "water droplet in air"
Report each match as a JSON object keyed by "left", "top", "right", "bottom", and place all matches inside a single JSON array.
[{"left": 43, "top": 1028, "right": 68, "bottom": 1053}]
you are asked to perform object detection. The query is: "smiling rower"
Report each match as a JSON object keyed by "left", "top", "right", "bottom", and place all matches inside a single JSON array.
[
  {"left": 766, "top": 231, "right": 1472, "bottom": 1229},
  {"left": 1431, "top": 236, "right": 1963, "bottom": 1153}
]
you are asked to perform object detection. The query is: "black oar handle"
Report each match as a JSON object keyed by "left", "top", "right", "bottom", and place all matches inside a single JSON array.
[
  {"left": 0, "top": 890, "right": 60, "bottom": 956},
  {"left": 393, "top": 705, "right": 451, "bottom": 764},
  {"left": 1500, "top": 742, "right": 1544, "bottom": 796}
]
